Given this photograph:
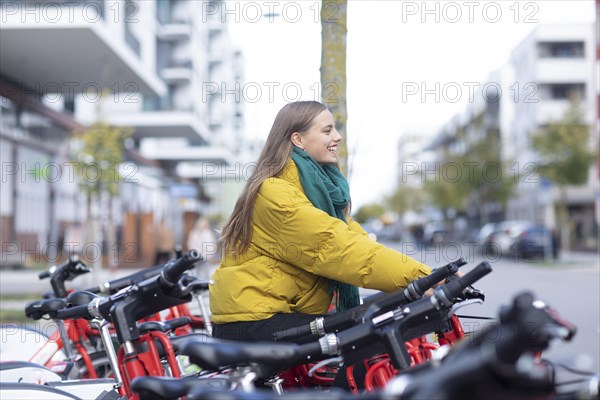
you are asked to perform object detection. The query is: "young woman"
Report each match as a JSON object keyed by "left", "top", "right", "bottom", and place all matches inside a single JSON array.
[{"left": 209, "top": 101, "right": 432, "bottom": 342}]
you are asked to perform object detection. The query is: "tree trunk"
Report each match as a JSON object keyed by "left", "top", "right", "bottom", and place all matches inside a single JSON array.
[
  {"left": 557, "top": 187, "right": 570, "bottom": 252},
  {"left": 320, "top": 0, "right": 348, "bottom": 175}
]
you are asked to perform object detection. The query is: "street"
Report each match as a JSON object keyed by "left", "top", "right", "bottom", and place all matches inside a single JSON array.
[{"left": 377, "top": 241, "right": 600, "bottom": 382}]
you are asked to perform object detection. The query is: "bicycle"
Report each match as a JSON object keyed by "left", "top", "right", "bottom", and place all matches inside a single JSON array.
[
  {"left": 129, "top": 261, "right": 493, "bottom": 399},
  {"left": 180, "top": 291, "right": 596, "bottom": 400}
]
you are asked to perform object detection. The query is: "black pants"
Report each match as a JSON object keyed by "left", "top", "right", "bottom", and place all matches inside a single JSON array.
[
  {"left": 213, "top": 313, "right": 323, "bottom": 343},
  {"left": 212, "top": 313, "right": 365, "bottom": 390}
]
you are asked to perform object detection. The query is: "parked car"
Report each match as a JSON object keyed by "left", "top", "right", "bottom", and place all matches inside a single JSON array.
[
  {"left": 484, "top": 220, "right": 531, "bottom": 256},
  {"left": 508, "top": 224, "right": 553, "bottom": 260},
  {"left": 378, "top": 224, "right": 403, "bottom": 242},
  {"left": 476, "top": 222, "right": 499, "bottom": 255},
  {"left": 423, "top": 222, "right": 450, "bottom": 246}
]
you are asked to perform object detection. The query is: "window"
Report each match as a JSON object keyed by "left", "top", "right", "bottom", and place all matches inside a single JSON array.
[
  {"left": 124, "top": 0, "right": 141, "bottom": 56},
  {"left": 541, "top": 83, "right": 585, "bottom": 100},
  {"left": 537, "top": 41, "right": 585, "bottom": 58}
]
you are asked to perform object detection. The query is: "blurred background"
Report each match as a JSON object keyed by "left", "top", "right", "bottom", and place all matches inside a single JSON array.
[
  {"left": 0, "top": 0, "right": 597, "bottom": 269},
  {"left": 0, "top": 0, "right": 598, "bottom": 377}
]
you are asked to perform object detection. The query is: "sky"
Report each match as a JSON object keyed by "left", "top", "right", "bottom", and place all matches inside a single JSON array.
[{"left": 225, "top": 0, "right": 595, "bottom": 209}]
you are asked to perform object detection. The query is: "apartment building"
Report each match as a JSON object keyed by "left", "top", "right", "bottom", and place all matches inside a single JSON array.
[
  {"left": 0, "top": 0, "right": 245, "bottom": 267},
  {"left": 504, "top": 23, "right": 597, "bottom": 250},
  {"left": 425, "top": 70, "right": 505, "bottom": 229},
  {"left": 423, "top": 23, "right": 597, "bottom": 249}
]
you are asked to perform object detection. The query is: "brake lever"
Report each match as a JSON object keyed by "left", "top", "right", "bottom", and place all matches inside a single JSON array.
[
  {"left": 307, "top": 357, "right": 343, "bottom": 377},
  {"left": 176, "top": 276, "right": 211, "bottom": 297},
  {"left": 462, "top": 285, "right": 485, "bottom": 301},
  {"left": 449, "top": 298, "right": 485, "bottom": 316}
]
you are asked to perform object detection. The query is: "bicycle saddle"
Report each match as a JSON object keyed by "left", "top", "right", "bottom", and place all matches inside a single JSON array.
[
  {"left": 138, "top": 317, "right": 191, "bottom": 334},
  {"left": 170, "top": 333, "right": 216, "bottom": 351},
  {"left": 178, "top": 339, "right": 311, "bottom": 371},
  {"left": 131, "top": 376, "right": 230, "bottom": 400},
  {"left": 66, "top": 290, "right": 99, "bottom": 307},
  {"left": 25, "top": 298, "right": 66, "bottom": 320}
]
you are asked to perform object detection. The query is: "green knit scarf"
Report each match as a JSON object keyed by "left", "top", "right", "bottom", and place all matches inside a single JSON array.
[{"left": 291, "top": 146, "right": 361, "bottom": 312}]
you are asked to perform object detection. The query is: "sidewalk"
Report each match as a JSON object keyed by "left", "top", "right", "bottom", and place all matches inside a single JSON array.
[
  {"left": 0, "top": 266, "right": 146, "bottom": 312},
  {"left": 556, "top": 250, "right": 599, "bottom": 264},
  {"left": 0, "top": 263, "right": 215, "bottom": 312}
]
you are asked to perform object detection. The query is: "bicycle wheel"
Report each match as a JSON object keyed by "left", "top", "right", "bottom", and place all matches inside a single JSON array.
[{"left": 77, "top": 351, "right": 114, "bottom": 378}]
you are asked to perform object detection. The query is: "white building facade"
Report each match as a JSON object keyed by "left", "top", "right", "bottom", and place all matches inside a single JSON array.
[
  {"left": 504, "top": 23, "right": 598, "bottom": 249},
  {"left": 0, "top": 0, "right": 246, "bottom": 267}
]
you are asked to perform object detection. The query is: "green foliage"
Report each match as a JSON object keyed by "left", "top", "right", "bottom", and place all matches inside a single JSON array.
[
  {"left": 423, "top": 171, "right": 468, "bottom": 213},
  {"left": 455, "top": 132, "right": 515, "bottom": 209},
  {"left": 72, "top": 122, "right": 132, "bottom": 197},
  {"left": 531, "top": 100, "right": 596, "bottom": 251},
  {"left": 531, "top": 101, "right": 596, "bottom": 186},
  {"left": 386, "top": 185, "right": 427, "bottom": 214},
  {"left": 424, "top": 127, "right": 515, "bottom": 217},
  {"left": 353, "top": 203, "right": 385, "bottom": 223}
]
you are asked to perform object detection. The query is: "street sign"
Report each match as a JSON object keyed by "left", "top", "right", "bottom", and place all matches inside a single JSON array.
[{"left": 169, "top": 184, "right": 197, "bottom": 199}]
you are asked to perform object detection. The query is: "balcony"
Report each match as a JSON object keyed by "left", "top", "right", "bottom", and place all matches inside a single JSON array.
[
  {"left": 157, "top": 22, "right": 192, "bottom": 42},
  {"left": 107, "top": 110, "right": 210, "bottom": 145},
  {"left": 143, "top": 146, "right": 235, "bottom": 166},
  {"left": 0, "top": 1, "right": 165, "bottom": 96},
  {"left": 536, "top": 59, "right": 591, "bottom": 82},
  {"left": 160, "top": 60, "right": 193, "bottom": 84}
]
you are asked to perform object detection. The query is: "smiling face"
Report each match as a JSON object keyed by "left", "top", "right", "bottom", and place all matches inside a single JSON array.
[{"left": 292, "top": 109, "right": 342, "bottom": 164}]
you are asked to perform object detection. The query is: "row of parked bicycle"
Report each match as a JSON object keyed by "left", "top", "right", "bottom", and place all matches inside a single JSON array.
[{"left": 0, "top": 250, "right": 597, "bottom": 399}]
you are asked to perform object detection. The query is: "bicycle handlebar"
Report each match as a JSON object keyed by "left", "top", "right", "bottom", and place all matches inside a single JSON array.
[
  {"left": 406, "top": 257, "right": 466, "bottom": 300},
  {"left": 160, "top": 250, "right": 202, "bottom": 287},
  {"left": 393, "top": 291, "right": 576, "bottom": 400},
  {"left": 40, "top": 255, "right": 93, "bottom": 298},
  {"left": 435, "top": 261, "right": 492, "bottom": 307},
  {"left": 38, "top": 270, "right": 51, "bottom": 279},
  {"left": 273, "top": 259, "right": 466, "bottom": 342},
  {"left": 55, "top": 304, "right": 91, "bottom": 320},
  {"left": 38, "top": 255, "right": 85, "bottom": 279},
  {"left": 84, "top": 263, "right": 165, "bottom": 294}
]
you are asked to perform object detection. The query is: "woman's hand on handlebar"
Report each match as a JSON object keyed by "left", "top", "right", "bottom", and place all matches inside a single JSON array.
[{"left": 424, "top": 270, "right": 464, "bottom": 297}]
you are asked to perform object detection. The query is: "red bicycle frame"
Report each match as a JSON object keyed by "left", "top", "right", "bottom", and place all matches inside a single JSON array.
[
  {"left": 116, "top": 330, "right": 182, "bottom": 400},
  {"left": 281, "top": 314, "right": 468, "bottom": 393}
]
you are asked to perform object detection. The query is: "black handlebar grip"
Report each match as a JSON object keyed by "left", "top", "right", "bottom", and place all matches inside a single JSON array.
[
  {"left": 161, "top": 250, "right": 202, "bottom": 286},
  {"left": 440, "top": 261, "right": 492, "bottom": 302},
  {"left": 273, "top": 324, "right": 313, "bottom": 342},
  {"left": 38, "top": 270, "right": 51, "bottom": 279},
  {"left": 458, "top": 261, "right": 492, "bottom": 288},
  {"left": 55, "top": 304, "right": 91, "bottom": 320},
  {"left": 39, "top": 255, "right": 83, "bottom": 280},
  {"left": 295, "top": 339, "right": 326, "bottom": 361},
  {"left": 67, "top": 254, "right": 80, "bottom": 267},
  {"left": 410, "top": 261, "right": 462, "bottom": 297},
  {"left": 85, "top": 285, "right": 103, "bottom": 294},
  {"left": 174, "top": 244, "right": 183, "bottom": 258}
]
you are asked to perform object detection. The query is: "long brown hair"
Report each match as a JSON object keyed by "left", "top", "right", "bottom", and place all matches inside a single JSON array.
[{"left": 220, "top": 101, "right": 328, "bottom": 254}]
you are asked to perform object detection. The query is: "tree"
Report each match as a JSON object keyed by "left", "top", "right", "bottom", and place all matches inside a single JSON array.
[
  {"left": 531, "top": 100, "right": 597, "bottom": 250},
  {"left": 353, "top": 203, "right": 385, "bottom": 224},
  {"left": 320, "top": 0, "right": 348, "bottom": 174},
  {"left": 454, "top": 130, "right": 515, "bottom": 225},
  {"left": 72, "top": 122, "right": 132, "bottom": 268},
  {"left": 386, "top": 185, "right": 427, "bottom": 216},
  {"left": 423, "top": 168, "right": 468, "bottom": 219}
]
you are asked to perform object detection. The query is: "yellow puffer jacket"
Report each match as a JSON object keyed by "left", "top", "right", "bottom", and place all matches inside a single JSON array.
[{"left": 209, "top": 159, "right": 431, "bottom": 324}]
